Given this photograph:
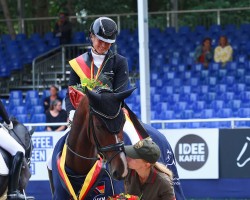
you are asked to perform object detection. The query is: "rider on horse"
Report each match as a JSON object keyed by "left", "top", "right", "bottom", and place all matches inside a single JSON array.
[
  {"left": 65, "top": 16, "right": 130, "bottom": 121},
  {"left": 0, "top": 99, "right": 27, "bottom": 199}
]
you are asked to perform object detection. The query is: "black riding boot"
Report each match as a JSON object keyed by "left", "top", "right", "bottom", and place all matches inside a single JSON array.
[{"left": 7, "top": 151, "right": 26, "bottom": 200}]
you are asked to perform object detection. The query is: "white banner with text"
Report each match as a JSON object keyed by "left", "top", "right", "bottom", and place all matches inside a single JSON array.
[{"left": 160, "top": 129, "right": 219, "bottom": 179}]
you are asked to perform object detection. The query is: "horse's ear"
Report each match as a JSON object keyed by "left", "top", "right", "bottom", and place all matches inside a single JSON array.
[{"left": 114, "top": 87, "right": 136, "bottom": 101}]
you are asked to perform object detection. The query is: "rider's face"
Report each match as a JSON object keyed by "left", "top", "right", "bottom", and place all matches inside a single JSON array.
[{"left": 91, "top": 35, "right": 111, "bottom": 54}]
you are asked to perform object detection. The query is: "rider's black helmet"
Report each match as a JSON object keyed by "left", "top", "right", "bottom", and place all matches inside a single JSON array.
[{"left": 90, "top": 17, "right": 118, "bottom": 44}]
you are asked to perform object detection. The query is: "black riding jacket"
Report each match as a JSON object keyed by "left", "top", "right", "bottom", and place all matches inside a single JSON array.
[
  {"left": 65, "top": 50, "right": 130, "bottom": 114},
  {"left": 0, "top": 99, "right": 10, "bottom": 124}
]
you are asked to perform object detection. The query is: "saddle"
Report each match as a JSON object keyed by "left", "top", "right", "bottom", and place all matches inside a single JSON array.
[{"left": 0, "top": 120, "right": 32, "bottom": 190}]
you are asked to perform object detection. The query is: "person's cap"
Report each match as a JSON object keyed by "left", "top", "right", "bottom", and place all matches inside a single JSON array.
[{"left": 125, "top": 138, "right": 160, "bottom": 163}]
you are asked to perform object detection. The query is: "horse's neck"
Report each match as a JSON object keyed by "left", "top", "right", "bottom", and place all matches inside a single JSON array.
[{"left": 66, "top": 100, "right": 98, "bottom": 175}]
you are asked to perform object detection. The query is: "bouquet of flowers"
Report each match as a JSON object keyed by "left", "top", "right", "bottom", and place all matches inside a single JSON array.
[
  {"left": 69, "top": 78, "right": 110, "bottom": 108},
  {"left": 107, "top": 193, "right": 140, "bottom": 200}
]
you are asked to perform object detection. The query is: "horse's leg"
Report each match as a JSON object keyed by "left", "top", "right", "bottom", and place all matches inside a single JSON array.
[
  {"left": 47, "top": 167, "right": 55, "bottom": 197},
  {"left": 0, "top": 176, "right": 8, "bottom": 198}
]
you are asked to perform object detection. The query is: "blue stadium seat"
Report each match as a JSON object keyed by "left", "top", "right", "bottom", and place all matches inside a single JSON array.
[
  {"left": 160, "top": 110, "right": 174, "bottom": 120},
  {"left": 42, "top": 89, "right": 50, "bottom": 100},
  {"left": 223, "top": 92, "right": 235, "bottom": 101},
  {"left": 182, "top": 110, "right": 194, "bottom": 119},
  {"left": 11, "top": 105, "right": 27, "bottom": 115},
  {"left": 194, "top": 25, "right": 207, "bottom": 35},
  {"left": 198, "top": 85, "right": 209, "bottom": 97},
  {"left": 26, "top": 97, "right": 41, "bottom": 107},
  {"left": 225, "top": 76, "right": 235, "bottom": 87},
  {"left": 9, "top": 99, "right": 24, "bottom": 110},
  {"left": 151, "top": 94, "right": 161, "bottom": 104},
  {"left": 228, "top": 100, "right": 242, "bottom": 116},
  {"left": 174, "top": 101, "right": 187, "bottom": 112},
  {"left": 25, "top": 90, "right": 39, "bottom": 101},
  {"left": 163, "top": 86, "right": 173, "bottom": 95},
  {"left": 30, "top": 33, "right": 42, "bottom": 41},
  {"left": 205, "top": 92, "right": 216, "bottom": 104},
  {"left": 238, "top": 108, "right": 250, "bottom": 118},
  {"left": 201, "top": 109, "right": 215, "bottom": 118},
  {"left": 234, "top": 83, "right": 246, "bottom": 93},
  {"left": 30, "top": 105, "right": 44, "bottom": 115},
  {"left": 151, "top": 123, "right": 162, "bottom": 129},
  {"left": 11, "top": 57, "right": 23, "bottom": 71},
  {"left": 241, "top": 91, "right": 250, "bottom": 102},
  {"left": 178, "top": 26, "right": 190, "bottom": 35},
  {"left": 217, "top": 108, "right": 233, "bottom": 118},
  {"left": 180, "top": 85, "right": 191, "bottom": 94},
  {"left": 189, "top": 77, "right": 199, "bottom": 89},
  {"left": 10, "top": 90, "right": 23, "bottom": 100},
  {"left": 224, "top": 24, "right": 237, "bottom": 33},
  {"left": 216, "top": 84, "right": 227, "bottom": 94},
  {"left": 187, "top": 93, "right": 198, "bottom": 104},
  {"left": 72, "top": 32, "right": 86, "bottom": 44},
  {"left": 182, "top": 71, "right": 192, "bottom": 80},
  {"left": 188, "top": 122, "right": 201, "bottom": 128},
  {"left": 16, "top": 33, "right": 26, "bottom": 41},
  {"left": 15, "top": 114, "right": 29, "bottom": 123},
  {"left": 44, "top": 32, "right": 54, "bottom": 42},
  {"left": 59, "top": 89, "right": 67, "bottom": 99},
  {"left": 30, "top": 114, "right": 46, "bottom": 131},
  {"left": 0, "top": 58, "right": 10, "bottom": 77},
  {"left": 217, "top": 69, "right": 227, "bottom": 80},
  {"left": 194, "top": 101, "right": 206, "bottom": 112},
  {"left": 210, "top": 100, "right": 225, "bottom": 110}
]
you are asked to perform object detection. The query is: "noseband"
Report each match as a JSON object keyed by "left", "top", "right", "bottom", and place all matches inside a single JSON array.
[{"left": 66, "top": 106, "right": 125, "bottom": 164}]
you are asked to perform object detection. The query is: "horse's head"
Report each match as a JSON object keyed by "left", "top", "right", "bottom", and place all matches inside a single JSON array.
[{"left": 85, "top": 87, "right": 135, "bottom": 180}]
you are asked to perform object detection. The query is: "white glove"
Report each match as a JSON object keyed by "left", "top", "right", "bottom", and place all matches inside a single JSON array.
[
  {"left": 4, "top": 121, "right": 13, "bottom": 130},
  {"left": 69, "top": 110, "right": 76, "bottom": 122}
]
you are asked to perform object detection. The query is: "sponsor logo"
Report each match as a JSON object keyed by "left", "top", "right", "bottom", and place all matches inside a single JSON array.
[
  {"left": 237, "top": 136, "right": 250, "bottom": 167},
  {"left": 175, "top": 134, "right": 208, "bottom": 170}
]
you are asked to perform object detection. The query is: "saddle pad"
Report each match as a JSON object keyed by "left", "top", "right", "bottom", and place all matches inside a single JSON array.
[{"left": 0, "top": 153, "right": 9, "bottom": 175}]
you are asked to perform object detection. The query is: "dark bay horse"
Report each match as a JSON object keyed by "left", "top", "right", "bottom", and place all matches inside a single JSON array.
[
  {"left": 51, "top": 88, "right": 135, "bottom": 200},
  {"left": 0, "top": 119, "right": 34, "bottom": 199}
]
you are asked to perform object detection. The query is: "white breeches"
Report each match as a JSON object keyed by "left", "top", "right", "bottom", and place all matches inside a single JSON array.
[{"left": 0, "top": 127, "right": 25, "bottom": 156}]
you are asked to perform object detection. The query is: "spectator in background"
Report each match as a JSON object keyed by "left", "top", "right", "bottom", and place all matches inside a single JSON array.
[
  {"left": 44, "top": 85, "right": 62, "bottom": 112},
  {"left": 214, "top": 35, "right": 233, "bottom": 66},
  {"left": 46, "top": 99, "right": 67, "bottom": 131},
  {"left": 53, "top": 12, "right": 72, "bottom": 44},
  {"left": 194, "top": 37, "right": 213, "bottom": 68}
]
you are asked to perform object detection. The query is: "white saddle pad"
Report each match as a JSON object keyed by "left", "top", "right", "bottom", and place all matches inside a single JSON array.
[{"left": 0, "top": 153, "right": 9, "bottom": 175}]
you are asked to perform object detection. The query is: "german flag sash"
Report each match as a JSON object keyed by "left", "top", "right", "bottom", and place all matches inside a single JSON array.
[
  {"left": 69, "top": 54, "right": 92, "bottom": 80},
  {"left": 57, "top": 144, "right": 103, "bottom": 200},
  {"left": 69, "top": 53, "right": 104, "bottom": 81}
]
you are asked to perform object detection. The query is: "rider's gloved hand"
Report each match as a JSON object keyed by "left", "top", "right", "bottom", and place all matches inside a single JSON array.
[
  {"left": 68, "top": 110, "right": 76, "bottom": 124},
  {"left": 4, "top": 121, "right": 13, "bottom": 130}
]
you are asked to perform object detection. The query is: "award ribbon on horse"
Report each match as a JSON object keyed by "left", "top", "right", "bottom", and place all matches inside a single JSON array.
[{"left": 57, "top": 144, "right": 103, "bottom": 200}]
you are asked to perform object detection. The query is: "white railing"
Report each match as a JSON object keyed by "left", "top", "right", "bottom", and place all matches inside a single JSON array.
[{"left": 24, "top": 118, "right": 250, "bottom": 131}]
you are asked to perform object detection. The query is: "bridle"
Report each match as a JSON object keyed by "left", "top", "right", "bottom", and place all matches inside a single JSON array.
[{"left": 66, "top": 106, "right": 125, "bottom": 164}]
